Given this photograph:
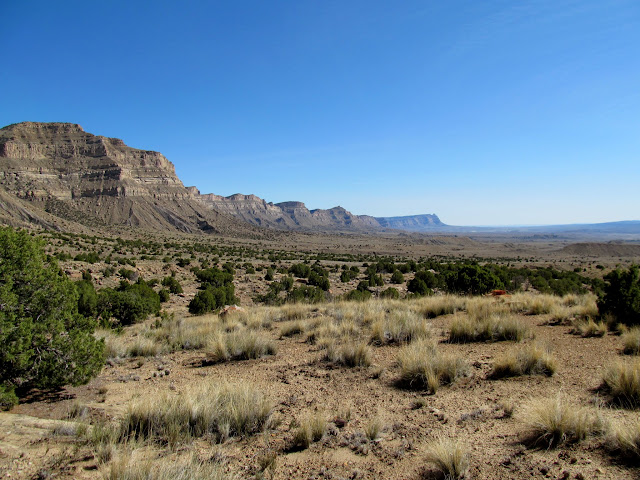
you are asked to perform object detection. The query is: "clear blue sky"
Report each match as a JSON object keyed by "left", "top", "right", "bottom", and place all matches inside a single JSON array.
[{"left": 2, "top": 1, "right": 639, "bottom": 225}]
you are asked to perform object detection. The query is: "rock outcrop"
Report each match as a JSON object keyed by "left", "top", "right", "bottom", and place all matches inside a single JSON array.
[
  {"left": 197, "top": 193, "right": 384, "bottom": 232},
  {"left": 0, "top": 122, "right": 256, "bottom": 235}
]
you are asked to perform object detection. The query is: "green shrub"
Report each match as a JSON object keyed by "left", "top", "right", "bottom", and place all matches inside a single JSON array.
[
  {"left": 599, "top": 265, "right": 640, "bottom": 326},
  {"left": 161, "top": 276, "right": 183, "bottom": 294},
  {"left": 75, "top": 280, "right": 98, "bottom": 317},
  {"left": 286, "top": 286, "right": 326, "bottom": 304},
  {"left": 189, "top": 285, "right": 237, "bottom": 315},
  {"left": 343, "top": 289, "right": 372, "bottom": 302},
  {"left": 98, "top": 280, "right": 161, "bottom": 326},
  {"left": 390, "top": 270, "right": 404, "bottom": 284},
  {"left": 0, "top": 227, "right": 104, "bottom": 406},
  {"left": 380, "top": 287, "right": 400, "bottom": 299},
  {"left": 289, "top": 263, "right": 311, "bottom": 278}
]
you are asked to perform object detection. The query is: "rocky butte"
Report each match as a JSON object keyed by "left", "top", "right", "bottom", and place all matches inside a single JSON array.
[{"left": 0, "top": 122, "right": 444, "bottom": 234}]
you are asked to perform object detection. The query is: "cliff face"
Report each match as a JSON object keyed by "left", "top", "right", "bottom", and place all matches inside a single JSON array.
[
  {"left": 197, "top": 193, "right": 384, "bottom": 232},
  {"left": 0, "top": 122, "right": 188, "bottom": 200},
  {"left": 375, "top": 214, "right": 444, "bottom": 231},
  {"left": 0, "top": 122, "right": 255, "bottom": 235},
  {"left": 0, "top": 121, "right": 444, "bottom": 235}
]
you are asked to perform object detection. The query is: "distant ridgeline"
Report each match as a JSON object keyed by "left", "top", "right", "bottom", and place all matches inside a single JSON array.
[{"left": 0, "top": 121, "right": 443, "bottom": 234}]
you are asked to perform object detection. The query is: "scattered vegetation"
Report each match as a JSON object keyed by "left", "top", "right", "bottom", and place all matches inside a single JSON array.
[
  {"left": 397, "top": 339, "right": 469, "bottom": 392},
  {"left": 0, "top": 227, "right": 104, "bottom": 408},
  {"left": 490, "top": 343, "right": 556, "bottom": 378},
  {"left": 449, "top": 313, "right": 529, "bottom": 343},
  {"left": 121, "top": 382, "right": 273, "bottom": 445},
  {"left": 600, "top": 359, "right": 640, "bottom": 407},
  {"left": 622, "top": 327, "right": 640, "bottom": 355},
  {"left": 424, "top": 436, "right": 470, "bottom": 480},
  {"left": 520, "top": 395, "right": 604, "bottom": 447}
]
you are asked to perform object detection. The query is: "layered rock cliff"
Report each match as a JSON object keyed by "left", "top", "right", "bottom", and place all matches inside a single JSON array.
[
  {"left": 0, "top": 122, "right": 255, "bottom": 235},
  {"left": 197, "top": 193, "right": 383, "bottom": 232}
]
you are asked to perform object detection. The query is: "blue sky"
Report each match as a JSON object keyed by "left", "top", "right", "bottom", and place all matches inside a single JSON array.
[{"left": 2, "top": 1, "right": 639, "bottom": 225}]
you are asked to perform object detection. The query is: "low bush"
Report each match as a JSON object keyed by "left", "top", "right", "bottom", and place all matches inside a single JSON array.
[
  {"left": 205, "top": 330, "right": 276, "bottom": 363},
  {"left": 605, "top": 419, "right": 640, "bottom": 462},
  {"left": 121, "top": 382, "right": 273, "bottom": 445},
  {"left": 570, "top": 318, "right": 607, "bottom": 337},
  {"left": 449, "top": 314, "right": 529, "bottom": 343},
  {"left": 622, "top": 327, "right": 640, "bottom": 355},
  {"left": 598, "top": 265, "right": 640, "bottom": 326},
  {"left": 291, "top": 413, "right": 327, "bottom": 450},
  {"left": 601, "top": 359, "right": 640, "bottom": 407},
  {"left": 397, "top": 339, "right": 469, "bottom": 392},
  {"left": 490, "top": 343, "right": 556, "bottom": 378},
  {"left": 323, "top": 342, "right": 372, "bottom": 367},
  {"left": 424, "top": 436, "right": 470, "bottom": 480},
  {"left": 520, "top": 395, "right": 604, "bottom": 447},
  {"left": 371, "top": 311, "right": 432, "bottom": 345}
]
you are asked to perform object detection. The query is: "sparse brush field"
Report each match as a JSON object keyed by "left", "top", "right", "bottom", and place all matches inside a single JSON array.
[{"left": 4, "top": 289, "right": 640, "bottom": 480}]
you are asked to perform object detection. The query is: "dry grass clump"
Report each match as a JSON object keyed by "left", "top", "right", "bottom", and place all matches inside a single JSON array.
[
  {"left": 449, "top": 313, "right": 529, "bottom": 343},
  {"left": 466, "top": 297, "right": 510, "bottom": 321},
  {"left": 371, "top": 311, "right": 432, "bottom": 345},
  {"left": 127, "top": 337, "right": 162, "bottom": 357},
  {"left": 601, "top": 359, "right": 640, "bottom": 407},
  {"left": 277, "top": 303, "right": 313, "bottom": 321},
  {"left": 279, "top": 320, "right": 305, "bottom": 338},
  {"left": 397, "top": 339, "right": 469, "bottom": 392},
  {"left": 621, "top": 327, "right": 640, "bottom": 355},
  {"left": 424, "top": 436, "right": 470, "bottom": 479},
  {"left": 105, "top": 452, "right": 234, "bottom": 480},
  {"left": 605, "top": 419, "right": 640, "bottom": 461},
  {"left": 306, "top": 317, "right": 362, "bottom": 345},
  {"left": 413, "top": 294, "right": 466, "bottom": 318},
  {"left": 490, "top": 343, "right": 556, "bottom": 378},
  {"left": 96, "top": 329, "right": 127, "bottom": 359},
  {"left": 323, "top": 341, "right": 372, "bottom": 367},
  {"left": 364, "top": 416, "right": 384, "bottom": 441},
  {"left": 205, "top": 330, "right": 276, "bottom": 363},
  {"left": 509, "top": 293, "right": 558, "bottom": 315},
  {"left": 121, "top": 382, "right": 273, "bottom": 445},
  {"left": 520, "top": 395, "right": 604, "bottom": 447},
  {"left": 291, "top": 413, "right": 327, "bottom": 450},
  {"left": 570, "top": 318, "right": 607, "bottom": 337},
  {"left": 153, "top": 315, "right": 218, "bottom": 351}
]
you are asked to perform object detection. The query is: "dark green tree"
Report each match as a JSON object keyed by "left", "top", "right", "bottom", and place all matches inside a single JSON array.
[
  {"left": 0, "top": 228, "right": 104, "bottom": 408},
  {"left": 598, "top": 265, "right": 640, "bottom": 326}
]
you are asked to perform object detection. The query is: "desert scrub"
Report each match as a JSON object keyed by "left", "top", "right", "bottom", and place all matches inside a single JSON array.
[
  {"left": 127, "top": 336, "right": 162, "bottom": 357},
  {"left": 621, "top": 327, "right": 640, "bottom": 355},
  {"left": 600, "top": 358, "right": 640, "bottom": 407},
  {"left": 465, "top": 296, "right": 510, "bottom": 321},
  {"left": 397, "top": 339, "right": 469, "bottom": 392},
  {"left": 364, "top": 416, "right": 384, "bottom": 440},
  {"left": 449, "top": 313, "right": 529, "bottom": 343},
  {"left": 370, "top": 311, "right": 432, "bottom": 345},
  {"left": 424, "top": 436, "right": 470, "bottom": 480},
  {"left": 153, "top": 315, "right": 218, "bottom": 351},
  {"left": 490, "top": 343, "right": 556, "bottom": 378},
  {"left": 121, "top": 382, "right": 273, "bottom": 445},
  {"left": 205, "top": 330, "right": 276, "bottom": 363},
  {"left": 570, "top": 318, "right": 607, "bottom": 337},
  {"left": 520, "top": 395, "right": 604, "bottom": 447},
  {"left": 279, "top": 320, "right": 305, "bottom": 337},
  {"left": 605, "top": 419, "right": 640, "bottom": 461},
  {"left": 96, "top": 329, "right": 127, "bottom": 359},
  {"left": 105, "top": 452, "right": 235, "bottom": 480},
  {"left": 322, "top": 341, "right": 372, "bottom": 367},
  {"left": 413, "top": 294, "right": 466, "bottom": 318},
  {"left": 509, "top": 293, "right": 557, "bottom": 315},
  {"left": 291, "top": 413, "right": 327, "bottom": 450}
]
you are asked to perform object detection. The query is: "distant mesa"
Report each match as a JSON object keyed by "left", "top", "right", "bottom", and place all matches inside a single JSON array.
[{"left": 0, "top": 121, "right": 445, "bottom": 235}]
